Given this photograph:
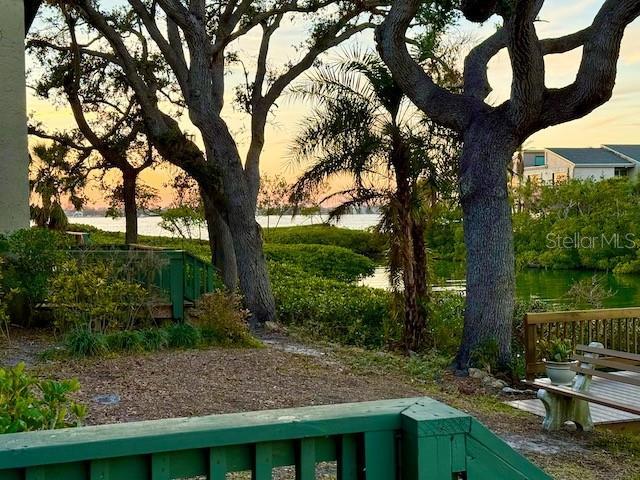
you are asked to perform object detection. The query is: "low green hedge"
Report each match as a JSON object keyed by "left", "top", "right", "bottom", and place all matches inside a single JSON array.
[
  {"left": 264, "top": 243, "right": 375, "bottom": 283},
  {"left": 263, "top": 225, "right": 385, "bottom": 259},
  {"left": 269, "top": 262, "right": 392, "bottom": 347}
]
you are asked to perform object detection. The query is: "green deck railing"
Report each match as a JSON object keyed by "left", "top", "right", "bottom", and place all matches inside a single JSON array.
[
  {"left": 68, "top": 245, "right": 215, "bottom": 320},
  {"left": 0, "top": 398, "right": 550, "bottom": 479}
]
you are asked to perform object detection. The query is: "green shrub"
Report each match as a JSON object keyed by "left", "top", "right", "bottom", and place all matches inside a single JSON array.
[
  {"left": 264, "top": 243, "right": 375, "bottom": 282},
  {"left": 0, "top": 228, "right": 69, "bottom": 324},
  {"left": 189, "top": 291, "right": 260, "bottom": 347},
  {"left": 0, "top": 363, "right": 87, "bottom": 434},
  {"left": 166, "top": 323, "right": 201, "bottom": 349},
  {"left": 428, "top": 293, "right": 465, "bottom": 355},
  {"left": 470, "top": 338, "right": 500, "bottom": 373},
  {"left": 544, "top": 339, "right": 573, "bottom": 362},
  {"left": 270, "top": 262, "right": 392, "bottom": 348},
  {"left": 263, "top": 225, "right": 385, "bottom": 259},
  {"left": 140, "top": 328, "right": 170, "bottom": 351},
  {"left": 106, "top": 330, "right": 145, "bottom": 353},
  {"left": 49, "top": 260, "right": 152, "bottom": 333},
  {"left": 65, "top": 329, "right": 109, "bottom": 357}
]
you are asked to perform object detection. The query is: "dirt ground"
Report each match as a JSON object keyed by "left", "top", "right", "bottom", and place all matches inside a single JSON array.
[{"left": 2, "top": 329, "right": 639, "bottom": 480}]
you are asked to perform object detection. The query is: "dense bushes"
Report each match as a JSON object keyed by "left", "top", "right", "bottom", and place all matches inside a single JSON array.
[
  {"left": 189, "top": 291, "right": 260, "bottom": 347},
  {"left": 49, "top": 260, "right": 153, "bottom": 333},
  {"left": 0, "top": 363, "right": 86, "bottom": 433},
  {"left": 269, "top": 262, "right": 392, "bottom": 347},
  {"left": 513, "top": 178, "right": 640, "bottom": 272},
  {"left": 0, "top": 229, "right": 69, "bottom": 323},
  {"left": 62, "top": 291, "right": 260, "bottom": 357},
  {"left": 264, "top": 244, "right": 375, "bottom": 282},
  {"left": 262, "top": 225, "right": 385, "bottom": 259}
]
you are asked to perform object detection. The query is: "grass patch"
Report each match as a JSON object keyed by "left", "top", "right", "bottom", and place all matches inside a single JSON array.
[
  {"left": 166, "top": 323, "right": 202, "bottom": 349},
  {"left": 66, "top": 329, "right": 109, "bottom": 357},
  {"left": 60, "top": 323, "right": 262, "bottom": 358}
]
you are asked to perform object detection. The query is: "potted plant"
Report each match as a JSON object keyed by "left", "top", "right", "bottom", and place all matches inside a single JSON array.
[{"left": 543, "top": 339, "right": 577, "bottom": 385}]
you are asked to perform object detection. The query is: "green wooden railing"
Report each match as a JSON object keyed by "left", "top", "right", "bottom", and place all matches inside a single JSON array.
[
  {"left": 69, "top": 245, "right": 215, "bottom": 320},
  {"left": 0, "top": 398, "right": 550, "bottom": 479}
]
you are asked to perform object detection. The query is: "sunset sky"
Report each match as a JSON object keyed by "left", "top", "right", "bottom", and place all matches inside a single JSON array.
[{"left": 26, "top": 1, "right": 640, "bottom": 208}]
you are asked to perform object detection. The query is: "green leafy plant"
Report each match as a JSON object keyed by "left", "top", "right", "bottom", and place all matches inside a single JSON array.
[
  {"left": 270, "top": 261, "right": 392, "bottom": 348},
  {"left": 65, "top": 329, "right": 109, "bottom": 357},
  {"left": 166, "top": 323, "right": 201, "bottom": 349},
  {"left": 106, "top": 330, "right": 145, "bottom": 353},
  {"left": 189, "top": 291, "right": 260, "bottom": 347},
  {"left": 49, "top": 260, "right": 152, "bottom": 333},
  {"left": 545, "top": 339, "right": 574, "bottom": 363},
  {"left": 0, "top": 228, "right": 68, "bottom": 324},
  {"left": 0, "top": 363, "right": 87, "bottom": 433},
  {"left": 140, "top": 328, "right": 170, "bottom": 351},
  {"left": 262, "top": 225, "right": 385, "bottom": 260},
  {"left": 470, "top": 339, "right": 500, "bottom": 373},
  {"left": 264, "top": 243, "right": 375, "bottom": 283}
]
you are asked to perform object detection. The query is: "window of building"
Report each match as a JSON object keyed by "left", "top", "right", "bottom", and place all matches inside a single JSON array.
[
  {"left": 614, "top": 167, "right": 629, "bottom": 177},
  {"left": 534, "top": 154, "right": 545, "bottom": 166}
]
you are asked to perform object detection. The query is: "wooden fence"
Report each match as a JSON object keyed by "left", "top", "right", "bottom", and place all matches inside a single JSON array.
[
  {"left": 524, "top": 307, "right": 640, "bottom": 380},
  {"left": 68, "top": 245, "right": 215, "bottom": 320},
  {"left": 0, "top": 397, "right": 549, "bottom": 480}
]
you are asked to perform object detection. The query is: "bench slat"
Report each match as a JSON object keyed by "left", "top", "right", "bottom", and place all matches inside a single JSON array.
[
  {"left": 571, "top": 355, "right": 640, "bottom": 374},
  {"left": 531, "top": 381, "right": 640, "bottom": 416},
  {"left": 571, "top": 366, "right": 640, "bottom": 387},
  {"left": 576, "top": 345, "right": 640, "bottom": 363}
]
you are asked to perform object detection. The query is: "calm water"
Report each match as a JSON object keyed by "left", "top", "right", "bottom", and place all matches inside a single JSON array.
[
  {"left": 360, "top": 263, "right": 640, "bottom": 308},
  {"left": 73, "top": 213, "right": 381, "bottom": 238},
  {"left": 76, "top": 215, "right": 640, "bottom": 308}
]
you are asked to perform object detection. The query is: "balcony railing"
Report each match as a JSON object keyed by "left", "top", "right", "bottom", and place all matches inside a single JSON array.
[
  {"left": 0, "top": 397, "right": 549, "bottom": 479},
  {"left": 68, "top": 244, "right": 215, "bottom": 320},
  {"left": 524, "top": 307, "right": 640, "bottom": 379}
]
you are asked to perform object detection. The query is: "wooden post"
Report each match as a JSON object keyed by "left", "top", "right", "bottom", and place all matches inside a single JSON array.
[
  {"left": 168, "top": 253, "right": 185, "bottom": 320},
  {"left": 524, "top": 314, "right": 538, "bottom": 381},
  {"left": 0, "top": 0, "right": 30, "bottom": 233}
]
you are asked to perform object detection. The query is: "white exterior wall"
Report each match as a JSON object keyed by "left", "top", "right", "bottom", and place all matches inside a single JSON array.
[
  {"left": 572, "top": 167, "right": 617, "bottom": 180},
  {"left": 0, "top": 0, "right": 30, "bottom": 233},
  {"left": 523, "top": 150, "right": 572, "bottom": 183}
]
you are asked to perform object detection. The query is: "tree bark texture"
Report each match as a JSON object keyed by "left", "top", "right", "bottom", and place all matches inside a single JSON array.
[
  {"left": 455, "top": 122, "right": 518, "bottom": 370},
  {"left": 201, "top": 126, "right": 276, "bottom": 325},
  {"left": 391, "top": 137, "right": 427, "bottom": 352},
  {"left": 201, "top": 188, "right": 238, "bottom": 291},
  {"left": 122, "top": 168, "right": 139, "bottom": 245}
]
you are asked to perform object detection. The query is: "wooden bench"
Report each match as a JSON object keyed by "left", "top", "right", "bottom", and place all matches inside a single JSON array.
[{"left": 530, "top": 342, "right": 640, "bottom": 431}]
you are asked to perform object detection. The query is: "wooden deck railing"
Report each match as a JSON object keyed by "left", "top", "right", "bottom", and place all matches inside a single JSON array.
[
  {"left": 68, "top": 246, "right": 215, "bottom": 320},
  {"left": 0, "top": 398, "right": 549, "bottom": 480},
  {"left": 524, "top": 307, "right": 640, "bottom": 380}
]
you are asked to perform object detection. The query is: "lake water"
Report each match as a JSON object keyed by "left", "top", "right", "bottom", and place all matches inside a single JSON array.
[
  {"left": 360, "top": 263, "right": 640, "bottom": 308},
  {"left": 76, "top": 215, "right": 640, "bottom": 308},
  {"left": 73, "top": 213, "right": 381, "bottom": 238}
]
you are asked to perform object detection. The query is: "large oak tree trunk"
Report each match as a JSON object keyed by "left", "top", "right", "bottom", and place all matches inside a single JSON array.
[
  {"left": 122, "top": 169, "right": 139, "bottom": 245},
  {"left": 227, "top": 213, "right": 276, "bottom": 326},
  {"left": 201, "top": 189, "right": 238, "bottom": 290},
  {"left": 201, "top": 126, "right": 277, "bottom": 325},
  {"left": 455, "top": 124, "right": 518, "bottom": 371}
]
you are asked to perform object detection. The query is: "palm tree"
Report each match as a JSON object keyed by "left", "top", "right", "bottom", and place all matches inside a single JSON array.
[{"left": 290, "top": 50, "right": 460, "bottom": 352}]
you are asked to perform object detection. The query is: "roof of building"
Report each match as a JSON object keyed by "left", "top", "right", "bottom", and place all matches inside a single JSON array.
[
  {"left": 604, "top": 145, "right": 640, "bottom": 163},
  {"left": 548, "top": 147, "right": 634, "bottom": 166}
]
